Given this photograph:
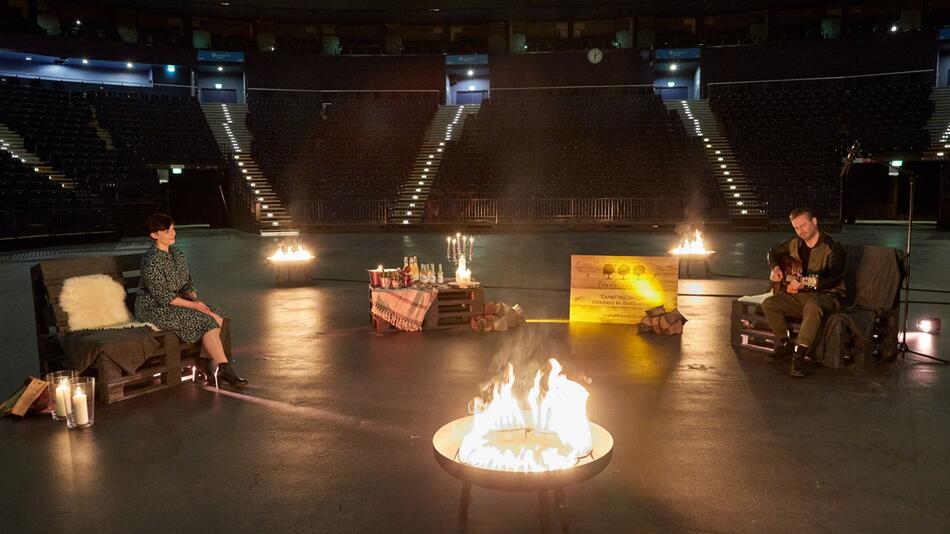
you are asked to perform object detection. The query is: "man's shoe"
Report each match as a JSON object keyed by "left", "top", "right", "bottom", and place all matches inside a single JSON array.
[
  {"left": 789, "top": 345, "right": 808, "bottom": 378},
  {"left": 767, "top": 338, "right": 794, "bottom": 363}
]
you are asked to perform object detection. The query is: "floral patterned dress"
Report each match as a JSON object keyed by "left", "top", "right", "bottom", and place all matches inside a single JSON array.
[{"left": 134, "top": 245, "right": 222, "bottom": 343}]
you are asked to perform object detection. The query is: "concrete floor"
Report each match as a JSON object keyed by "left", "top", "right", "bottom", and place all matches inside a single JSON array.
[{"left": 1, "top": 225, "right": 949, "bottom": 533}]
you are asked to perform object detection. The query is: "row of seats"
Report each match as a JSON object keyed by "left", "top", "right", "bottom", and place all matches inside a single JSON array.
[
  {"left": 432, "top": 92, "right": 722, "bottom": 214},
  {"left": 89, "top": 91, "right": 220, "bottom": 165},
  {"left": 710, "top": 76, "right": 932, "bottom": 219},
  {"left": 247, "top": 94, "right": 437, "bottom": 209},
  {"left": 0, "top": 80, "right": 163, "bottom": 235}
]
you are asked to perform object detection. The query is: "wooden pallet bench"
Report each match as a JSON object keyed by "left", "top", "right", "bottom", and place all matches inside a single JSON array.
[{"left": 31, "top": 253, "right": 231, "bottom": 403}]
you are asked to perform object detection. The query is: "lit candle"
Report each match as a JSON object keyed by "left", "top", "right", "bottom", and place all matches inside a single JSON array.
[
  {"left": 55, "top": 382, "right": 70, "bottom": 417},
  {"left": 72, "top": 390, "right": 89, "bottom": 426}
]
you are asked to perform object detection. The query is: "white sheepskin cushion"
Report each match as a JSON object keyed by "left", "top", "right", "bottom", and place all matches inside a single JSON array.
[{"left": 59, "top": 274, "right": 133, "bottom": 332}]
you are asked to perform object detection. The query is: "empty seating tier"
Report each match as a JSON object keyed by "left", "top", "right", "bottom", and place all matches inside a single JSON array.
[
  {"left": 431, "top": 89, "right": 723, "bottom": 216},
  {"left": 710, "top": 75, "right": 932, "bottom": 219}
]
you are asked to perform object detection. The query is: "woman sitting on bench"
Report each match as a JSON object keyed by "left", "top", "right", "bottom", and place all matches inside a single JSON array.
[{"left": 134, "top": 213, "right": 248, "bottom": 388}]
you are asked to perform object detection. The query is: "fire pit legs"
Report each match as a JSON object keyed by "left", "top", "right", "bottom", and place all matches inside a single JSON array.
[
  {"left": 457, "top": 481, "right": 472, "bottom": 531},
  {"left": 554, "top": 489, "right": 570, "bottom": 533},
  {"left": 538, "top": 491, "right": 552, "bottom": 533}
]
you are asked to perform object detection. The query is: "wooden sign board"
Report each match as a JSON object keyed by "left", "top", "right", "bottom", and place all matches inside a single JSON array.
[{"left": 569, "top": 255, "right": 679, "bottom": 324}]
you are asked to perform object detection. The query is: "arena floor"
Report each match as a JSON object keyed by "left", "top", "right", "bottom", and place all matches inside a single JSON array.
[{"left": 1, "top": 225, "right": 949, "bottom": 533}]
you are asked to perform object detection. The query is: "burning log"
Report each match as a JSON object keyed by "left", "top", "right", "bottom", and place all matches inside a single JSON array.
[
  {"left": 470, "top": 302, "right": 526, "bottom": 333},
  {"left": 670, "top": 229, "right": 714, "bottom": 279},
  {"left": 670, "top": 229, "right": 714, "bottom": 256},
  {"left": 637, "top": 305, "right": 687, "bottom": 335}
]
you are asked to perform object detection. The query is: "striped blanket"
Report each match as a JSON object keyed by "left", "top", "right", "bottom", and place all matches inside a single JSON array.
[{"left": 371, "top": 286, "right": 439, "bottom": 332}]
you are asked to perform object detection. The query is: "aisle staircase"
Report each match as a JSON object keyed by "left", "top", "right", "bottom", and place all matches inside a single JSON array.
[
  {"left": 666, "top": 99, "right": 768, "bottom": 226},
  {"left": 390, "top": 104, "right": 479, "bottom": 225},
  {"left": 201, "top": 103, "right": 297, "bottom": 236},
  {"left": 0, "top": 122, "right": 72, "bottom": 189},
  {"left": 924, "top": 86, "right": 950, "bottom": 159}
]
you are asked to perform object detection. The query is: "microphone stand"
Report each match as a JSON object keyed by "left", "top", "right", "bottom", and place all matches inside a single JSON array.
[{"left": 858, "top": 155, "right": 948, "bottom": 365}]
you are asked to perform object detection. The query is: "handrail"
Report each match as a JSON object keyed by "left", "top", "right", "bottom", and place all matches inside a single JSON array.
[
  {"left": 706, "top": 68, "right": 933, "bottom": 88},
  {"left": 0, "top": 71, "right": 196, "bottom": 89}
]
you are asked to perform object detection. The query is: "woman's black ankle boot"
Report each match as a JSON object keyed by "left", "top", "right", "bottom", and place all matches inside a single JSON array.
[{"left": 214, "top": 362, "right": 248, "bottom": 388}]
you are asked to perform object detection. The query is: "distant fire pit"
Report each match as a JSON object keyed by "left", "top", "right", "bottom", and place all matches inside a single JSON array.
[
  {"left": 266, "top": 242, "right": 315, "bottom": 283},
  {"left": 432, "top": 359, "right": 614, "bottom": 533},
  {"left": 670, "top": 230, "right": 714, "bottom": 279}
]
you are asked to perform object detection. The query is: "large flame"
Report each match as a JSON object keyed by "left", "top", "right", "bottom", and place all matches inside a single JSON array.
[
  {"left": 459, "top": 359, "right": 593, "bottom": 472},
  {"left": 670, "top": 230, "right": 713, "bottom": 255},
  {"left": 268, "top": 244, "right": 315, "bottom": 262}
]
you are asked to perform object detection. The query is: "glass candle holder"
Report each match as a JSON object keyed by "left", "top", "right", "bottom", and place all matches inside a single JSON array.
[
  {"left": 45, "top": 370, "right": 77, "bottom": 422},
  {"left": 65, "top": 377, "right": 95, "bottom": 430}
]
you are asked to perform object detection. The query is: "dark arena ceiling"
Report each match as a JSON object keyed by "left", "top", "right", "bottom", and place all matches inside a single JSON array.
[{"left": 67, "top": 0, "right": 841, "bottom": 24}]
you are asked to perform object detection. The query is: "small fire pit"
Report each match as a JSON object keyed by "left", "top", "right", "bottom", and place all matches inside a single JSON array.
[
  {"left": 266, "top": 242, "right": 315, "bottom": 283},
  {"left": 432, "top": 359, "right": 613, "bottom": 533},
  {"left": 670, "top": 230, "right": 714, "bottom": 279}
]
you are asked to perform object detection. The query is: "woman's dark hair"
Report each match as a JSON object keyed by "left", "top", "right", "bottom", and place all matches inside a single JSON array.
[{"left": 145, "top": 213, "right": 174, "bottom": 235}]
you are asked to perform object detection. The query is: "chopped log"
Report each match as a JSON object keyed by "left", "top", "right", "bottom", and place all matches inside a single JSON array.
[
  {"left": 638, "top": 307, "right": 688, "bottom": 336},
  {"left": 1, "top": 377, "right": 50, "bottom": 417}
]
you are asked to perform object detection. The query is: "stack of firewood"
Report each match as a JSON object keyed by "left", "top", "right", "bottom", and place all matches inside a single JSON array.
[
  {"left": 637, "top": 306, "right": 687, "bottom": 336},
  {"left": 470, "top": 302, "right": 527, "bottom": 332}
]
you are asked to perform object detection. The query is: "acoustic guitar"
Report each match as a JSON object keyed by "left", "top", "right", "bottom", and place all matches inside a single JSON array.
[{"left": 771, "top": 254, "right": 818, "bottom": 294}]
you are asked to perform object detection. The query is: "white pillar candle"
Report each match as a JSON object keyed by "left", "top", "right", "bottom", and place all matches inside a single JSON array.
[
  {"left": 54, "top": 382, "right": 70, "bottom": 417},
  {"left": 72, "top": 391, "right": 89, "bottom": 426},
  {"left": 469, "top": 236, "right": 474, "bottom": 258},
  {"left": 446, "top": 237, "right": 451, "bottom": 256}
]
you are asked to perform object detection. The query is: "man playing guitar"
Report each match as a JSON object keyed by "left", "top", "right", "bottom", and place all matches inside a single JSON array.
[{"left": 763, "top": 208, "right": 847, "bottom": 377}]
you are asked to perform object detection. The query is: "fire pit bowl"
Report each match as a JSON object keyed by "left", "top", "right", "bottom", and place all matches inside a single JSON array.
[
  {"left": 433, "top": 415, "right": 614, "bottom": 532},
  {"left": 433, "top": 415, "right": 613, "bottom": 492}
]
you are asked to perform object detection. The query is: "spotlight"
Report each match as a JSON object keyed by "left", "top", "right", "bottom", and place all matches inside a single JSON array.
[
  {"left": 166, "top": 65, "right": 176, "bottom": 73},
  {"left": 467, "top": 69, "right": 474, "bottom": 76},
  {"left": 25, "top": 56, "right": 32, "bottom": 61},
  {"left": 75, "top": 19, "right": 82, "bottom": 25},
  {"left": 468, "top": 85, "right": 476, "bottom": 91},
  {"left": 215, "top": 83, "right": 223, "bottom": 89},
  {"left": 890, "top": 25, "right": 898, "bottom": 32},
  {"left": 667, "top": 81, "right": 674, "bottom": 87},
  {"left": 217, "top": 66, "right": 224, "bottom": 72},
  {"left": 670, "top": 63, "right": 678, "bottom": 71},
  {"left": 82, "top": 58, "right": 89, "bottom": 65},
  {"left": 126, "top": 61, "right": 133, "bottom": 68},
  {"left": 917, "top": 317, "right": 941, "bottom": 334}
]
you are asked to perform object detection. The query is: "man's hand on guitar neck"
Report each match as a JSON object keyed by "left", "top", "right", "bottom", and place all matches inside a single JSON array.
[{"left": 770, "top": 266, "right": 783, "bottom": 283}]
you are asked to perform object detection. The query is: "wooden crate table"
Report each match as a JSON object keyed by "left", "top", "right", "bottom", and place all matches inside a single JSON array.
[{"left": 370, "top": 283, "right": 485, "bottom": 332}]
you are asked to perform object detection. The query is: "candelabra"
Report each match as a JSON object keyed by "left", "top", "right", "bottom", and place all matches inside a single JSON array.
[{"left": 445, "top": 233, "right": 474, "bottom": 265}]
